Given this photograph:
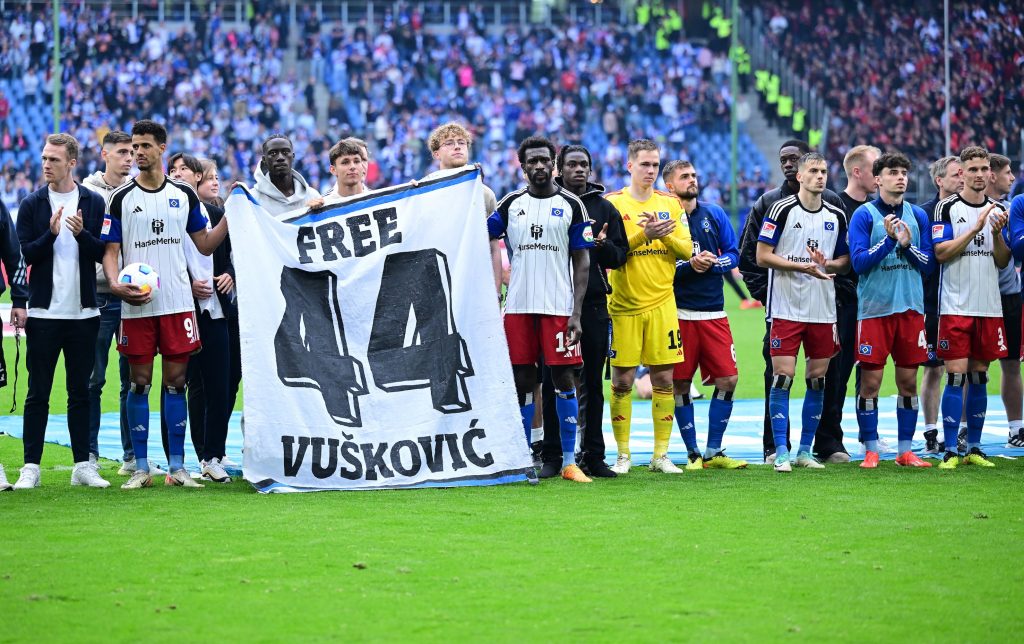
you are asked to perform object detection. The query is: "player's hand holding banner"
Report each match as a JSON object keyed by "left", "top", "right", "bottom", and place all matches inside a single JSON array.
[{"left": 226, "top": 167, "right": 533, "bottom": 492}]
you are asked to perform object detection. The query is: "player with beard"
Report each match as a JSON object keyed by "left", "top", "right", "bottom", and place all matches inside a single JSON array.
[
  {"left": 102, "top": 120, "right": 229, "bottom": 489},
  {"left": 932, "top": 147, "right": 1009, "bottom": 469},
  {"left": 663, "top": 160, "right": 747, "bottom": 469},
  {"left": 488, "top": 136, "right": 595, "bottom": 483}
]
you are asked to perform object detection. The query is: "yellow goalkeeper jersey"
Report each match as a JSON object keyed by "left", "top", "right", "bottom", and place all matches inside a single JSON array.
[{"left": 605, "top": 188, "right": 693, "bottom": 315}]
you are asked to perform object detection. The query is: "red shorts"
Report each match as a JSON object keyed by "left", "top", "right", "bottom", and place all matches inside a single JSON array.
[
  {"left": 673, "top": 317, "right": 738, "bottom": 384},
  {"left": 856, "top": 311, "right": 929, "bottom": 369},
  {"left": 504, "top": 313, "right": 582, "bottom": 366},
  {"left": 118, "top": 311, "right": 202, "bottom": 364},
  {"left": 937, "top": 315, "right": 1008, "bottom": 362},
  {"left": 769, "top": 319, "right": 840, "bottom": 359}
]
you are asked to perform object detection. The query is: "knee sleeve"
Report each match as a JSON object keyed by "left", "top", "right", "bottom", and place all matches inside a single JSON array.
[
  {"left": 967, "top": 372, "right": 988, "bottom": 385},
  {"left": 771, "top": 375, "right": 794, "bottom": 391},
  {"left": 712, "top": 388, "right": 734, "bottom": 401},
  {"left": 856, "top": 396, "right": 878, "bottom": 411},
  {"left": 897, "top": 395, "right": 920, "bottom": 410}
]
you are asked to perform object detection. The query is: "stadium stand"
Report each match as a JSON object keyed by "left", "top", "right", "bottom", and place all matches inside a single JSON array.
[
  {"left": 0, "top": 1, "right": 772, "bottom": 212},
  {"left": 744, "top": 0, "right": 1024, "bottom": 180}
]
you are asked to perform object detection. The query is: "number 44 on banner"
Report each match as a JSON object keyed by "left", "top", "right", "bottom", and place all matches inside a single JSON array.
[{"left": 274, "top": 249, "right": 473, "bottom": 428}]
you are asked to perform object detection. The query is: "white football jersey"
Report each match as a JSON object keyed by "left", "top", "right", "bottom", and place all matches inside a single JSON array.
[
  {"left": 757, "top": 195, "right": 849, "bottom": 323},
  {"left": 932, "top": 194, "right": 1005, "bottom": 317},
  {"left": 102, "top": 177, "right": 208, "bottom": 319},
  {"left": 488, "top": 186, "right": 592, "bottom": 316}
]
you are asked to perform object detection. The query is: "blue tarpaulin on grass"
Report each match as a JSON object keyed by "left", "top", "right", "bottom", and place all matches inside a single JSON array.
[{"left": 1, "top": 396, "right": 1020, "bottom": 473}]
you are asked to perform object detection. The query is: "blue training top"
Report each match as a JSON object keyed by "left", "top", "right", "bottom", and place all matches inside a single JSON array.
[
  {"left": 674, "top": 201, "right": 739, "bottom": 312},
  {"left": 849, "top": 197, "right": 934, "bottom": 319}
]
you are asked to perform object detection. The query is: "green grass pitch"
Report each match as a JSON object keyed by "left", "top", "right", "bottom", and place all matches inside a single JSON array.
[
  {"left": 1, "top": 289, "right": 1021, "bottom": 640},
  {"left": 2, "top": 435, "right": 1022, "bottom": 640}
]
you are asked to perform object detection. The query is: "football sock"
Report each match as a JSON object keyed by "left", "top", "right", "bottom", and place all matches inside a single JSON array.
[
  {"left": 800, "top": 377, "right": 825, "bottom": 453},
  {"left": 856, "top": 396, "right": 879, "bottom": 453},
  {"left": 769, "top": 375, "right": 792, "bottom": 457},
  {"left": 705, "top": 388, "right": 734, "bottom": 458},
  {"left": 651, "top": 386, "right": 675, "bottom": 459},
  {"left": 165, "top": 386, "right": 188, "bottom": 471},
  {"left": 673, "top": 392, "right": 698, "bottom": 453},
  {"left": 896, "top": 395, "right": 919, "bottom": 454},
  {"left": 554, "top": 389, "right": 579, "bottom": 469},
  {"left": 518, "top": 391, "right": 535, "bottom": 448},
  {"left": 941, "top": 373, "right": 966, "bottom": 452},
  {"left": 965, "top": 372, "right": 988, "bottom": 450},
  {"left": 126, "top": 384, "right": 151, "bottom": 473},
  {"left": 610, "top": 386, "right": 632, "bottom": 456}
]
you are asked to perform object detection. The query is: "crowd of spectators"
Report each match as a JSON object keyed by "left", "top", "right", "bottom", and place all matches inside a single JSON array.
[
  {"left": 0, "top": 0, "right": 314, "bottom": 209},
  {"left": 307, "top": 6, "right": 751, "bottom": 197},
  {"left": 1, "top": 1, "right": 772, "bottom": 211},
  {"left": 758, "top": 0, "right": 1024, "bottom": 173}
]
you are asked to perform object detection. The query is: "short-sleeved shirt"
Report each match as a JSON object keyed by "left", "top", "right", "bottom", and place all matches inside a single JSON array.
[
  {"left": 931, "top": 193, "right": 1005, "bottom": 318},
  {"left": 102, "top": 177, "right": 208, "bottom": 319},
  {"left": 605, "top": 189, "right": 692, "bottom": 315},
  {"left": 758, "top": 195, "right": 849, "bottom": 323},
  {"left": 488, "top": 186, "right": 593, "bottom": 316}
]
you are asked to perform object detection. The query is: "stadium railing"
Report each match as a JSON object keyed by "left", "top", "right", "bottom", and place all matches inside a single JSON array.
[
  {"left": 4, "top": 1, "right": 630, "bottom": 28},
  {"left": 313, "top": 1, "right": 628, "bottom": 29}
]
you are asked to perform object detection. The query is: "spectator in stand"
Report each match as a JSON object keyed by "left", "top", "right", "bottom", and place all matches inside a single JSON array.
[
  {"left": 3, "top": 2, "right": 767, "bottom": 216},
  {"left": 756, "top": 0, "right": 1023, "bottom": 171}
]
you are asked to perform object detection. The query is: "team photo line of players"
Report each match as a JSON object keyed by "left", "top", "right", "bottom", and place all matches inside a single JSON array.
[{"left": 1, "top": 119, "right": 1023, "bottom": 491}]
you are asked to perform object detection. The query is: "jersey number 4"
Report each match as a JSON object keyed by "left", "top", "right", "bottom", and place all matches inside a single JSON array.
[{"left": 273, "top": 249, "right": 474, "bottom": 428}]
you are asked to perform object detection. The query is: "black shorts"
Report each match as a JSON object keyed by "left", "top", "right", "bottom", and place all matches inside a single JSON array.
[
  {"left": 1001, "top": 293, "right": 1022, "bottom": 361},
  {"left": 924, "top": 313, "right": 942, "bottom": 368}
]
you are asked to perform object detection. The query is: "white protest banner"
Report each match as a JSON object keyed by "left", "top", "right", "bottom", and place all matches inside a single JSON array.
[{"left": 226, "top": 167, "right": 533, "bottom": 492}]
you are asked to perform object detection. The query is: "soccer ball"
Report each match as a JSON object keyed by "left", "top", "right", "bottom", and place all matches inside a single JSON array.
[{"left": 118, "top": 262, "right": 160, "bottom": 294}]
